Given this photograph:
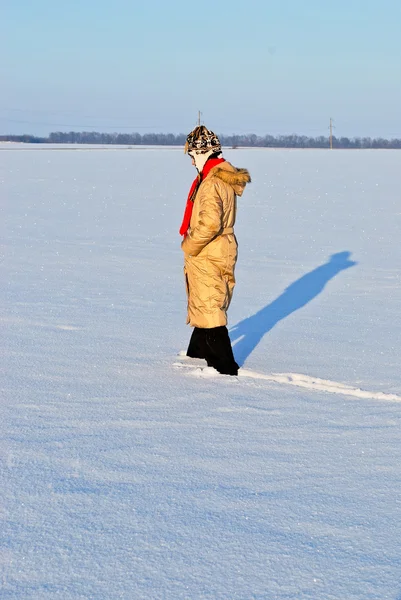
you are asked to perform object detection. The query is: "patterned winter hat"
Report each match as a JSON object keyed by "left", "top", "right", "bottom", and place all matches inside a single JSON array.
[{"left": 184, "top": 125, "right": 221, "bottom": 155}]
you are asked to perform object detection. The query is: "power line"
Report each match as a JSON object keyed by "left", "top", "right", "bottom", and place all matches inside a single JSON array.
[{"left": 1, "top": 118, "right": 163, "bottom": 130}]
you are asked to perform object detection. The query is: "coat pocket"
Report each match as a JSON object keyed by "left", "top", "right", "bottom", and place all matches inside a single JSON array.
[{"left": 183, "top": 267, "right": 189, "bottom": 299}]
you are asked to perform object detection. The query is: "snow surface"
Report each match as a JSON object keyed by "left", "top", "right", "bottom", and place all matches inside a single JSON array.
[{"left": 2, "top": 146, "right": 401, "bottom": 599}]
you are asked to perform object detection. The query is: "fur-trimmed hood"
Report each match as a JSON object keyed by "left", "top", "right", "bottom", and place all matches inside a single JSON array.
[{"left": 209, "top": 161, "right": 251, "bottom": 196}]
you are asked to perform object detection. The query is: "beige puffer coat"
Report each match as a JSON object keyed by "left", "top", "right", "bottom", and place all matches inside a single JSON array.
[{"left": 181, "top": 161, "right": 251, "bottom": 328}]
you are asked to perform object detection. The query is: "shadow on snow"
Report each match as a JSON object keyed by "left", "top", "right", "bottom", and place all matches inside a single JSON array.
[{"left": 230, "top": 251, "right": 357, "bottom": 367}]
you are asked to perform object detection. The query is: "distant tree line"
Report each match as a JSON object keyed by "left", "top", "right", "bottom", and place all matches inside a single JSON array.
[{"left": 1, "top": 131, "right": 401, "bottom": 149}]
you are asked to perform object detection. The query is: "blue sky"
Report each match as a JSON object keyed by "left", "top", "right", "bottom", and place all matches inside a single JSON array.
[{"left": 2, "top": 0, "right": 401, "bottom": 137}]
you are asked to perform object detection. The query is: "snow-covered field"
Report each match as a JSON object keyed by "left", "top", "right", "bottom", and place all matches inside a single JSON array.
[{"left": 2, "top": 145, "right": 401, "bottom": 599}]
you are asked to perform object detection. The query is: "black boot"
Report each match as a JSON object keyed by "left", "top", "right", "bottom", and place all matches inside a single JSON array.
[
  {"left": 204, "top": 326, "right": 239, "bottom": 376},
  {"left": 187, "top": 327, "right": 208, "bottom": 359}
]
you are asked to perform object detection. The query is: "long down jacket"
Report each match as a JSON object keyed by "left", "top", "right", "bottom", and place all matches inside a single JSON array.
[{"left": 181, "top": 161, "right": 251, "bottom": 328}]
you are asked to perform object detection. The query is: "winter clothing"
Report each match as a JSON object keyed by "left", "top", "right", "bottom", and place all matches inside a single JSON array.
[
  {"left": 179, "top": 157, "right": 225, "bottom": 237},
  {"left": 181, "top": 160, "right": 250, "bottom": 330},
  {"left": 180, "top": 124, "right": 250, "bottom": 375},
  {"left": 184, "top": 125, "right": 221, "bottom": 155},
  {"left": 187, "top": 326, "right": 240, "bottom": 376},
  {"left": 184, "top": 125, "right": 222, "bottom": 173}
]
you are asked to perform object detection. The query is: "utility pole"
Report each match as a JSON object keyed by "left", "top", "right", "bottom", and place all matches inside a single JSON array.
[{"left": 329, "top": 117, "right": 334, "bottom": 150}]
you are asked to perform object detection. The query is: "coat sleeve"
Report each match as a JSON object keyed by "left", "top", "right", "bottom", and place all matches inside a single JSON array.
[{"left": 181, "top": 180, "right": 223, "bottom": 257}]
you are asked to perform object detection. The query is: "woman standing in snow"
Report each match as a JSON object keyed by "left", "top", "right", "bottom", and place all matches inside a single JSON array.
[{"left": 180, "top": 125, "right": 251, "bottom": 375}]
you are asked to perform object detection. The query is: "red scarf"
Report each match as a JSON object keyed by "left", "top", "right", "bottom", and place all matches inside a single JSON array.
[{"left": 179, "top": 158, "right": 226, "bottom": 236}]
